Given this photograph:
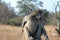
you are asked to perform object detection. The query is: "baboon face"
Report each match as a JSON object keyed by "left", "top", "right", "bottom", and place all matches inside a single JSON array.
[{"left": 35, "top": 11, "right": 43, "bottom": 19}]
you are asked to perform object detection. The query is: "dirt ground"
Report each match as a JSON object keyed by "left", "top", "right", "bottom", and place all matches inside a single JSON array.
[{"left": 0, "top": 24, "right": 60, "bottom": 40}]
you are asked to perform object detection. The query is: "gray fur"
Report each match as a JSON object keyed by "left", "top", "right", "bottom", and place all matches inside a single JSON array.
[{"left": 22, "top": 10, "right": 49, "bottom": 40}]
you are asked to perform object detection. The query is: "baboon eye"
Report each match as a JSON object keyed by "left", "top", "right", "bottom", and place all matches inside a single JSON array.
[
  {"left": 38, "top": 11, "right": 42, "bottom": 13},
  {"left": 37, "top": 11, "right": 43, "bottom": 15}
]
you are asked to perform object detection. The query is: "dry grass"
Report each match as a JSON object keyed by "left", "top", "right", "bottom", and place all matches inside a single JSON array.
[
  {"left": 43, "top": 25, "right": 60, "bottom": 40},
  {"left": 0, "top": 24, "right": 60, "bottom": 40},
  {"left": 0, "top": 24, "right": 22, "bottom": 40}
]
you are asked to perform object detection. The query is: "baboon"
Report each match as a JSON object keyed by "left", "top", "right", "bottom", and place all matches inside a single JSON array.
[{"left": 22, "top": 9, "right": 49, "bottom": 40}]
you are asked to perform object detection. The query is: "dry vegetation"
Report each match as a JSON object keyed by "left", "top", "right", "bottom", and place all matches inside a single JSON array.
[{"left": 0, "top": 24, "right": 60, "bottom": 40}]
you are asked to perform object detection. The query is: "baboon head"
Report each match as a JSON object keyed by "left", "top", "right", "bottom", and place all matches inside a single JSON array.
[
  {"left": 35, "top": 10, "right": 43, "bottom": 20},
  {"left": 30, "top": 9, "right": 44, "bottom": 20}
]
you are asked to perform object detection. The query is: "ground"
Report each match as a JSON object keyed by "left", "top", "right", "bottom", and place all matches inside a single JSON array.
[{"left": 0, "top": 24, "right": 60, "bottom": 40}]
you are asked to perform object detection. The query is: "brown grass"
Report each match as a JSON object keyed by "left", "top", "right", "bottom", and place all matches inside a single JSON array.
[{"left": 0, "top": 24, "right": 60, "bottom": 40}]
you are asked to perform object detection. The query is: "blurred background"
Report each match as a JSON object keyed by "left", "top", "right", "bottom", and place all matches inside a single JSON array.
[{"left": 0, "top": 0, "right": 60, "bottom": 26}]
